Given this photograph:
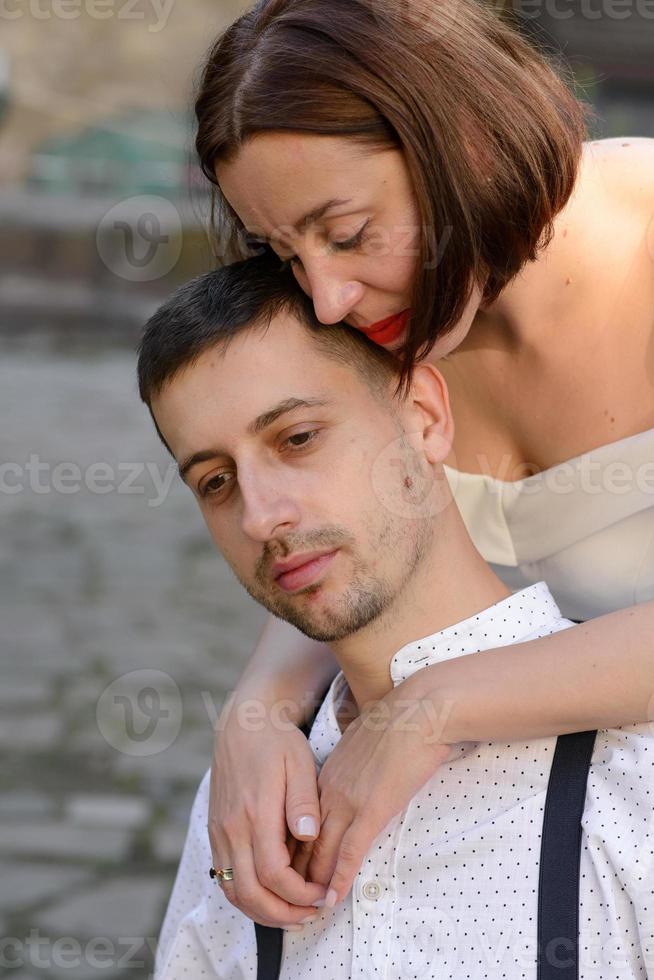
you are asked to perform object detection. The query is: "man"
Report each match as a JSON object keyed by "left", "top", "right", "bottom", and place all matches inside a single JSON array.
[{"left": 138, "top": 254, "right": 652, "bottom": 979}]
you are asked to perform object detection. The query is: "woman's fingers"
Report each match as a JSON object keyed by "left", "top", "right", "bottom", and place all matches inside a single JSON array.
[
  {"left": 284, "top": 753, "right": 321, "bottom": 843},
  {"left": 280, "top": 744, "right": 321, "bottom": 881},
  {"left": 213, "top": 836, "right": 322, "bottom": 929},
  {"left": 250, "top": 813, "right": 328, "bottom": 909},
  {"left": 245, "top": 742, "right": 327, "bottom": 908},
  {"left": 305, "top": 808, "right": 347, "bottom": 886},
  {"left": 289, "top": 837, "right": 315, "bottom": 881},
  {"left": 210, "top": 799, "right": 327, "bottom": 923},
  {"left": 324, "top": 818, "right": 383, "bottom": 906},
  {"left": 208, "top": 722, "right": 329, "bottom": 926},
  {"left": 286, "top": 831, "right": 300, "bottom": 866},
  {"left": 301, "top": 681, "right": 455, "bottom": 907}
]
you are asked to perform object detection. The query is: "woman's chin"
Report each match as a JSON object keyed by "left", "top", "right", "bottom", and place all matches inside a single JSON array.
[{"left": 380, "top": 331, "right": 408, "bottom": 353}]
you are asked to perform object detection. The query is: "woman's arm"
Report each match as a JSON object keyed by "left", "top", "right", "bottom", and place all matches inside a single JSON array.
[
  {"left": 207, "top": 614, "right": 338, "bottom": 928},
  {"left": 421, "top": 600, "right": 654, "bottom": 744},
  {"left": 209, "top": 601, "right": 653, "bottom": 925},
  {"left": 219, "top": 611, "right": 340, "bottom": 730},
  {"left": 306, "top": 600, "right": 654, "bottom": 908}
]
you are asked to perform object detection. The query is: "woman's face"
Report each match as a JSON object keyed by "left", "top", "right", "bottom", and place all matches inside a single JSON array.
[
  {"left": 217, "top": 134, "right": 419, "bottom": 347},
  {"left": 217, "top": 133, "right": 479, "bottom": 355}
]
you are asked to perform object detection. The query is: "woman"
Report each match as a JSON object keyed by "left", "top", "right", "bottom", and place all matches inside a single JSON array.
[{"left": 192, "top": 0, "right": 654, "bottom": 929}]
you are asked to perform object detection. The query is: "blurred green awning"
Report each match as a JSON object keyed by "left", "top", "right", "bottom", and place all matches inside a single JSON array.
[{"left": 27, "top": 109, "right": 207, "bottom": 198}]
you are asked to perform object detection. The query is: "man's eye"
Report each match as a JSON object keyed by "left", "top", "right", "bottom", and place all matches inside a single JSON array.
[
  {"left": 199, "top": 473, "right": 233, "bottom": 498},
  {"left": 197, "top": 433, "right": 319, "bottom": 498},
  {"left": 283, "top": 430, "right": 320, "bottom": 450}
]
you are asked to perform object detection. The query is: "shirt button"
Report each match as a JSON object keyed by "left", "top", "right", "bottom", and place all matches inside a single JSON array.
[{"left": 362, "top": 880, "right": 382, "bottom": 900}]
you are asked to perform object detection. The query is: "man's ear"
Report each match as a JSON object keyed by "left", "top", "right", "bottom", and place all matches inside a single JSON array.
[{"left": 403, "top": 363, "right": 454, "bottom": 464}]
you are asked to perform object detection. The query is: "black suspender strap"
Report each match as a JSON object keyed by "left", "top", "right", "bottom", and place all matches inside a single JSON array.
[
  {"left": 256, "top": 729, "right": 597, "bottom": 980},
  {"left": 537, "top": 730, "right": 597, "bottom": 980},
  {"left": 255, "top": 923, "right": 284, "bottom": 980}
]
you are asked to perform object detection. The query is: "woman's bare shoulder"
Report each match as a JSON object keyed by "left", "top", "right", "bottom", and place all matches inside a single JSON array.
[
  {"left": 584, "top": 137, "right": 654, "bottom": 213},
  {"left": 584, "top": 135, "right": 654, "bottom": 162}
]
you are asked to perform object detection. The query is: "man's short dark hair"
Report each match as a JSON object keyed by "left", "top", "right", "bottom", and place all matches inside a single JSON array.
[{"left": 137, "top": 253, "right": 401, "bottom": 454}]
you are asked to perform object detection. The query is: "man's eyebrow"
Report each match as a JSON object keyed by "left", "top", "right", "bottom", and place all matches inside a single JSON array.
[
  {"left": 248, "top": 199, "right": 353, "bottom": 243},
  {"left": 247, "top": 396, "right": 332, "bottom": 436},
  {"left": 178, "top": 397, "right": 333, "bottom": 484}
]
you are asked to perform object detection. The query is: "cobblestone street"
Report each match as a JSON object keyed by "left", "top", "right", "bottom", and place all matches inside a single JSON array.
[{"left": 1, "top": 332, "right": 267, "bottom": 979}]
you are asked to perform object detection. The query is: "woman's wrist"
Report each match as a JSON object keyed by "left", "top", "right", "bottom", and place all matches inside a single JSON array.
[
  {"left": 216, "top": 620, "right": 340, "bottom": 735},
  {"left": 397, "top": 601, "right": 654, "bottom": 745},
  {"left": 392, "top": 651, "right": 513, "bottom": 747},
  {"left": 390, "top": 665, "right": 460, "bottom": 748},
  {"left": 217, "top": 672, "right": 321, "bottom": 734}
]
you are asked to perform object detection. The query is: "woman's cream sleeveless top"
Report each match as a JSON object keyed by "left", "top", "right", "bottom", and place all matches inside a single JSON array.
[{"left": 444, "top": 427, "right": 654, "bottom": 621}]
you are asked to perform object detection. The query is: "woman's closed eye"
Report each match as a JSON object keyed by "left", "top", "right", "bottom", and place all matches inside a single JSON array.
[
  {"left": 198, "top": 430, "right": 322, "bottom": 499},
  {"left": 330, "top": 218, "right": 370, "bottom": 253},
  {"left": 284, "top": 220, "right": 371, "bottom": 268}
]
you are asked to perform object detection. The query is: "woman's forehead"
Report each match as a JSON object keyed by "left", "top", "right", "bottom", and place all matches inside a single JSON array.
[{"left": 216, "top": 134, "right": 401, "bottom": 230}]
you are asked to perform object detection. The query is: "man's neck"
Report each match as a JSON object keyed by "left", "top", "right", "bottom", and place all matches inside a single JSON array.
[{"left": 330, "top": 507, "right": 511, "bottom": 717}]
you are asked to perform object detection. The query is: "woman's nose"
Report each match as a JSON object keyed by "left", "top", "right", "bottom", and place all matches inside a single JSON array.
[{"left": 296, "top": 264, "right": 365, "bottom": 325}]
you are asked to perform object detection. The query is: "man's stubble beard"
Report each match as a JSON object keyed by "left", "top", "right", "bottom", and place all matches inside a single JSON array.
[
  {"left": 235, "top": 505, "right": 434, "bottom": 645},
  {"left": 253, "top": 562, "right": 396, "bottom": 643}
]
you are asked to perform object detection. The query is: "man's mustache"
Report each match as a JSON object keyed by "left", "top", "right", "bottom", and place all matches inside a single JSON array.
[{"left": 255, "top": 527, "right": 355, "bottom": 585}]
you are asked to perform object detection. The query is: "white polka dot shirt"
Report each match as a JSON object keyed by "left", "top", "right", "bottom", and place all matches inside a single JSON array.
[{"left": 155, "top": 583, "right": 654, "bottom": 978}]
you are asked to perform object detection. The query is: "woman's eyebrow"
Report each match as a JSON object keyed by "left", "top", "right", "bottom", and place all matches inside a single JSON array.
[
  {"left": 293, "top": 198, "right": 353, "bottom": 233},
  {"left": 248, "top": 199, "right": 353, "bottom": 242}
]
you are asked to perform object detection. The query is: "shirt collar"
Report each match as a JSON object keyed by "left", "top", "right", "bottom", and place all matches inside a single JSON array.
[{"left": 308, "top": 582, "right": 562, "bottom": 767}]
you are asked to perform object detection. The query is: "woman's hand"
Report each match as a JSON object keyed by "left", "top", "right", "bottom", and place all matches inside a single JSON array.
[
  {"left": 208, "top": 700, "right": 329, "bottom": 927},
  {"left": 291, "top": 673, "right": 453, "bottom": 906}
]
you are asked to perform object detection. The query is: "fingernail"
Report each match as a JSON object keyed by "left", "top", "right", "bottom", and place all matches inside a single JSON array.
[
  {"left": 284, "top": 924, "right": 304, "bottom": 931},
  {"left": 312, "top": 898, "right": 327, "bottom": 908},
  {"left": 325, "top": 888, "right": 338, "bottom": 908},
  {"left": 299, "top": 915, "right": 317, "bottom": 924},
  {"left": 295, "top": 815, "right": 317, "bottom": 837}
]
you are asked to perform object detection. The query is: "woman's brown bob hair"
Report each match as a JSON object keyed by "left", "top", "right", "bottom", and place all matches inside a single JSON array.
[{"left": 194, "top": 0, "right": 592, "bottom": 378}]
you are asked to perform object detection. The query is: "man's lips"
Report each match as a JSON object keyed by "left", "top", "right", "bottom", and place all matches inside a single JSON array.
[
  {"left": 272, "top": 550, "right": 339, "bottom": 593},
  {"left": 357, "top": 309, "right": 411, "bottom": 346}
]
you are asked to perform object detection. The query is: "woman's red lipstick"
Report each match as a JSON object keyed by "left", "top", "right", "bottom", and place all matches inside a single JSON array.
[{"left": 358, "top": 309, "right": 411, "bottom": 346}]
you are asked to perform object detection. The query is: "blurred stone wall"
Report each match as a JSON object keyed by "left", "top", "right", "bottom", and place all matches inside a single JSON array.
[
  {"left": 0, "top": 0, "right": 249, "bottom": 183},
  {"left": 2, "top": 0, "right": 652, "bottom": 186}
]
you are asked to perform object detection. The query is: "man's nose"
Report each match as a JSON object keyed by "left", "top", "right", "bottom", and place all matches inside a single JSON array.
[
  {"left": 239, "top": 471, "right": 300, "bottom": 544},
  {"left": 298, "top": 261, "right": 365, "bottom": 325}
]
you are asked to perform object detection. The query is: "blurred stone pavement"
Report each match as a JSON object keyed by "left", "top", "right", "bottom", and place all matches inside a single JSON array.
[{"left": 1, "top": 331, "right": 267, "bottom": 978}]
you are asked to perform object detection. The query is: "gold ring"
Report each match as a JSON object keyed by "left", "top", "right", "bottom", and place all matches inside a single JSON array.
[{"left": 209, "top": 866, "right": 234, "bottom": 882}]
